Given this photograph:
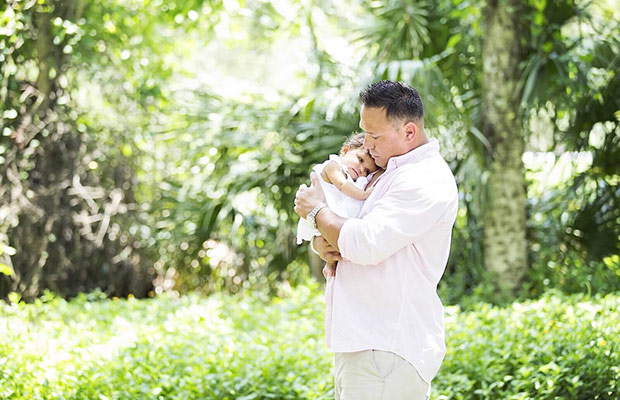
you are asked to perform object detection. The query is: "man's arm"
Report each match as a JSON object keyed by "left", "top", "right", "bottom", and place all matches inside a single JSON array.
[
  {"left": 337, "top": 173, "right": 458, "bottom": 265},
  {"left": 314, "top": 207, "right": 346, "bottom": 251}
]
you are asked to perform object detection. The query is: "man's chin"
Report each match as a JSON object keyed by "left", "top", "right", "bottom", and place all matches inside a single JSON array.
[{"left": 373, "top": 157, "right": 387, "bottom": 168}]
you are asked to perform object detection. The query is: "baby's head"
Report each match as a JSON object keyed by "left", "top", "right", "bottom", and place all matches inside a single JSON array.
[{"left": 339, "top": 133, "right": 380, "bottom": 181}]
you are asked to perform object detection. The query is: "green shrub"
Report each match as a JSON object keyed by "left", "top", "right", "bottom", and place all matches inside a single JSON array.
[
  {"left": 0, "top": 286, "right": 332, "bottom": 400},
  {"left": 0, "top": 287, "right": 618, "bottom": 399},
  {"left": 435, "top": 291, "right": 619, "bottom": 399}
]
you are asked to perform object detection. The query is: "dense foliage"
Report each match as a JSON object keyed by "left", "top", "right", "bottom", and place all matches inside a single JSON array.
[
  {"left": 1, "top": 286, "right": 618, "bottom": 399},
  {"left": 437, "top": 292, "right": 619, "bottom": 399},
  {"left": 0, "top": 0, "right": 618, "bottom": 302},
  {"left": 1, "top": 2, "right": 617, "bottom": 399}
]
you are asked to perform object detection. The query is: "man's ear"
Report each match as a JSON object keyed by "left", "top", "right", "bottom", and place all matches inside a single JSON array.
[{"left": 403, "top": 121, "right": 418, "bottom": 143}]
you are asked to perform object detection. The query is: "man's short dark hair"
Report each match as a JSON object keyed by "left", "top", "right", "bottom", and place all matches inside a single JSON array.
[{"left": 359, "top": 80, "right": 424, "bottom": 122}]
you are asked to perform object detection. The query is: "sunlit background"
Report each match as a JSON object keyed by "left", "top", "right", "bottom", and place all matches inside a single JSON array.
[{"left": 1, "top": 0, "right": 619, "bottom": 398}]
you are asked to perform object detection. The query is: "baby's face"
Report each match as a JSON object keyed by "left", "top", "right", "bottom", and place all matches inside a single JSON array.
[{"left": 341, "top": 147, "right": 379, "bottom": 180}]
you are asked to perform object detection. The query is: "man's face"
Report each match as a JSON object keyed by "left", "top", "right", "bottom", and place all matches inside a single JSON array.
[{"left": 359, "top": 105, "right": 409, "bottom": 168}]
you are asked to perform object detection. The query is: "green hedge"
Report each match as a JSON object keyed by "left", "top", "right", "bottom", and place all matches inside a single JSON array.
[
  {"left": 435, "top": 291, "right": 619, "bottom": 399},
  {"left": 0, "top": 286, "right": 618, "bottom": 399}
]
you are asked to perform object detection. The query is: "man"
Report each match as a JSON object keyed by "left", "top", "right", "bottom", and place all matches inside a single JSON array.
[{"left": 294, "top": 80, "right": 458, "bottom": 400}]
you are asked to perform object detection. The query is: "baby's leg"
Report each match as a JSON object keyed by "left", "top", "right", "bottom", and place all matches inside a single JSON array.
[{"left": 322, "top": 261, "right": 337, "bottom": 279}]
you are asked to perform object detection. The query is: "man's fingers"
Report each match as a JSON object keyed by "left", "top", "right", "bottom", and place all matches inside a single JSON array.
[
  {"left": 325, "top": 251, "right": 343, "bottom": 263},
  {"left": 295, "top": 184, "right": 307, "bottom": 199},
  {"left": 314, "top": 235, "right": 330, "bottom": 248},
  {"left": 311, "top": 236, "right": 341, "bottom": 262},
  {"left": 294, "top": 183, "right": 307, "bottom": 206},
  {"left": 310, "top": 172, "right": 320, "bottom": 186},
  {"left": 295, "top": 184, "right": 306, "bottom": 199}
]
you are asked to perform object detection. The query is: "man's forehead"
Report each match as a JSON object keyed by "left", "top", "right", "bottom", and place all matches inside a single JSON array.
[
  {"left": 359, "top": 120, "right": 378, "bottom": 134},
  {"left": 360, "top": 106, "right": 396, "bottom": 131}
]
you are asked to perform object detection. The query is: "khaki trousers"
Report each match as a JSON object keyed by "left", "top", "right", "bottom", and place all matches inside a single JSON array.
[{"left": 334, "top": 350, "right": 429, "bottom": 400}]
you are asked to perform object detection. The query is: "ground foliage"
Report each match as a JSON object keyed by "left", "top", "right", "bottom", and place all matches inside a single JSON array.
[{"left": 0, "top": 286, "right": 618, "bottom": 399}]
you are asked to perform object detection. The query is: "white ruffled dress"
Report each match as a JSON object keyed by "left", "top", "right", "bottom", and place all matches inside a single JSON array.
[{"left": 296, "top": 154, "right": 368, "bottom": 244}]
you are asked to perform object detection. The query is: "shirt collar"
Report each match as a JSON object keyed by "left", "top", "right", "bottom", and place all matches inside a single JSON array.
[{"left": 387, "top": 139, "right": 440, "bottom": 170}]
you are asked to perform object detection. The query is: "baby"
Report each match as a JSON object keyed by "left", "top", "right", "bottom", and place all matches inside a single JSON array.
[{"left": 296, "top": 132, "right": 380, "bottom": 277}]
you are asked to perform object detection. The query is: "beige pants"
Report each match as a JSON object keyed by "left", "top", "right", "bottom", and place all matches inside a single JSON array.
[{"left": 334, "top": 350, "right": 429, "bottom": 400}]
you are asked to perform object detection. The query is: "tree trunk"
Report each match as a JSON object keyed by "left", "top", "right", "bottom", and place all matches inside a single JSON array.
[
  {"left": 482, "top": 0, "right": 528, "bottom": 297},
  {"left": 308, "top": 247, "right": 325, "bottom": 283}
]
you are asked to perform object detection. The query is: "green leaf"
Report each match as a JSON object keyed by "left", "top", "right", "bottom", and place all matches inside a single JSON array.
[
  {"left": 7, "top": 291, "right": 21, "bottom": 303},
  {"left": 0, "top": 243, "right": 16, "bottom": 256},
  {"left": 469, "top": 126, "right": 492, "bottom": 151},
  {"left": 0, "top": 262, "right": 13, "bottom": 276},
  {"left": 446, "top": 33, "right": 462, "bottom": 49}
]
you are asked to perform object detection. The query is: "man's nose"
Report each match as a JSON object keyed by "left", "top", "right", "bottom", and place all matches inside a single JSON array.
[{"left": 363, "top": 136, "right": 372, "bottom": 149}]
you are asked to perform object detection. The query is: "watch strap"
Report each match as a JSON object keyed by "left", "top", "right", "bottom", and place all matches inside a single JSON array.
[{"left": 307, "top": 202, "right": 327, "bottom": 229}]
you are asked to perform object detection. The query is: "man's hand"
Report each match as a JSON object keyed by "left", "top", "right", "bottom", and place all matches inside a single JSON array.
[
  {"left": 312, "top": 235, "right": 342, "bottom": 263},
  {"left": 294, "top": 172, "right": 326, "bottom": 218}
]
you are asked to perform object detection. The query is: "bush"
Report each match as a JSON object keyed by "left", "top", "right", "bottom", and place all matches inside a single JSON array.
[
  {"left": 435, "top": 291, "right": 619, "bottom": 399},
  {"left": 0, "top": 286, "right": 332, "bottom": 400},
  {"left": 0, "top": 287, "right": 618, "bottom": 399}
]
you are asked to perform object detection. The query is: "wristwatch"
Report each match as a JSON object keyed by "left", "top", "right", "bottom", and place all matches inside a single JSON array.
[{"left": 306, "top": 202, "right": 327, "bottom": 230}]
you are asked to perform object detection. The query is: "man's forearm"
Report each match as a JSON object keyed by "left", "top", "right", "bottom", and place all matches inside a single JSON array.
[{"left": 315, "top": 208, "right": 346, "bottom": 251}]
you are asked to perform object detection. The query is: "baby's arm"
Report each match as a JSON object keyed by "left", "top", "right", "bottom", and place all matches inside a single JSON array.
[{"left": 322, "top": 161, "right": 371, "bottom": 201}]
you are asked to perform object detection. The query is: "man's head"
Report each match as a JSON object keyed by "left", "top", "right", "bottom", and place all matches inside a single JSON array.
[{"left": 358, "top": 80, "right": 427, "bottom": 168}]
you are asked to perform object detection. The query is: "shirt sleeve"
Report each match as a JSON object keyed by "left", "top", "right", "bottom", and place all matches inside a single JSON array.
[{"left": 338, "top": 171, "right": 454, "bottom": 265}]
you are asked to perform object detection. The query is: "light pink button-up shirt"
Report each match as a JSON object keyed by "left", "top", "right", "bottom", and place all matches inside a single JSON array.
[{"left": 328, "top": 139, "right": 458, "bottom": 384}]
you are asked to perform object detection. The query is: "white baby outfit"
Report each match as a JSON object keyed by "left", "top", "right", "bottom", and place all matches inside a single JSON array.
[{"left": 296, "top": 154, "right": 369, "bottom": 245}]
